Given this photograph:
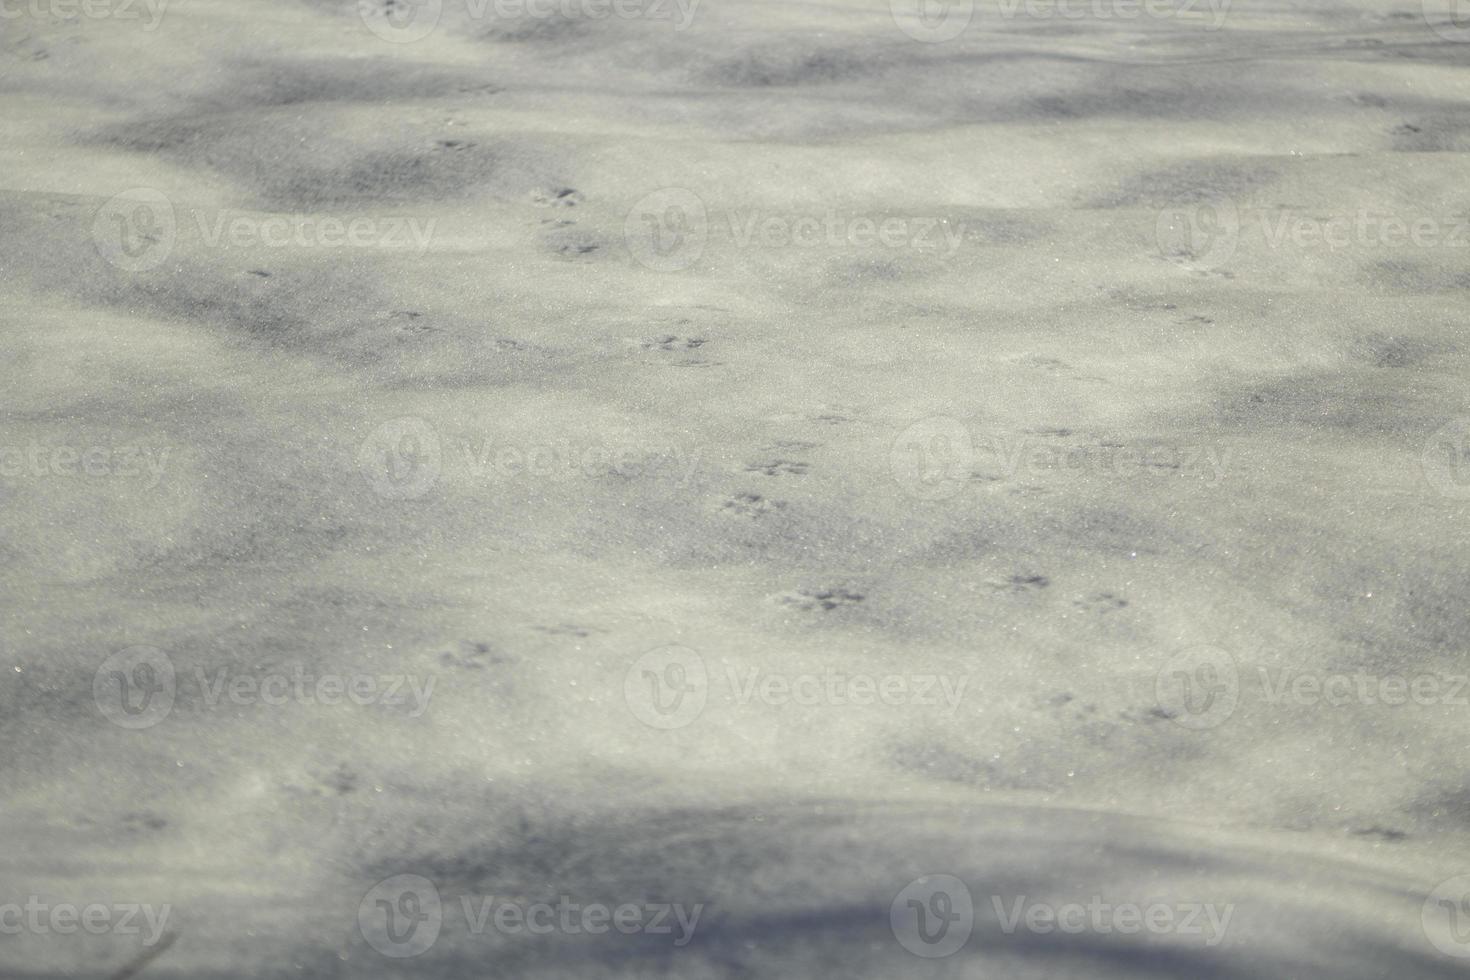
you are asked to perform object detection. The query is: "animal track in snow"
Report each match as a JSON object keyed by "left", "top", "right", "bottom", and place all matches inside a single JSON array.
[
  {"left": 990, "top": 574, "right": 1049, "bottom": 593},
  {"left": 533, "top": 623, "right": 604, "bottom": 638},
  {"left": 776, "top": 588, "right": 864, "bottom": 612},
  {"left": 642, "top": 335, "right": 707, "bottom": 351},
  {"left": 439, "top": 641, "right": 511, "bottom": 669},
  {"left": 745, "top": 459, "right": 808, "bottom": 476},
  {"left": 531, "top": 186, "right": 583, "bottom": 207},
  {"left": 721, "top": 491, "right": 785, "bottom": 517},
  {"left": 1073, "top": 592, "right": 1128, "bottom": 614}
]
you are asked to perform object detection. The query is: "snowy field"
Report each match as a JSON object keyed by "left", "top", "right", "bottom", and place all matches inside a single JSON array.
[{"left": 3, "top": 0, "right": 1470, "bottom": 975}]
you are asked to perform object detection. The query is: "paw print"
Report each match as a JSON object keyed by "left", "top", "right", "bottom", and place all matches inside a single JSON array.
[
  {"left": 533, "top": 623, "right": 602, "bottom": 638},
  {"left": 745, "top": 459, "right": 808, "bottom": 477},
  {"left": 531, "top": 187, "right": 584, "bottom": 207},
  {"left": 120, "top": 812, "right": 169, "bottom": 833},
  {"left": 642, "top": 335, "right": 707, "bottom": 351},
  {"left": 287, "top": 763, "right": 360, "bottom": 798},
  {"left": 776, "top": 588, "right": 865, "bottom": 612},
  {"left": 440, "top": 641, "right": 510, "bottom": 669},
  {"left": 321, "top": 764, "right": 359, "bottom": 795},
  {"left": 1073, "top": 592, "right": 1128, "bottom": 614},
  {"left": 992, "top": 574, "right": 1049, "bottom": 593},
  {"left": 721, "top": 492, "right": 785, "bottom": 517}
]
